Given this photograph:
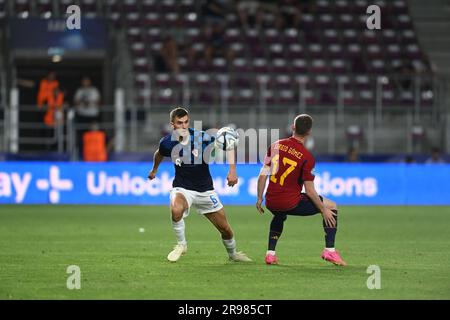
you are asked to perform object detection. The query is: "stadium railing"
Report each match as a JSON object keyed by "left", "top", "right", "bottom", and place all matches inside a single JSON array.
[{"left": 3, "top": 73, "right": 449, "bottom": 158}]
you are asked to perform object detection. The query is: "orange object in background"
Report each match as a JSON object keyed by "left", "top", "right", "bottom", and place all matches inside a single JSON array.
[
  {"left": 43, "top": 91, "right": 65, "bottom": 127},
  {"left": 83, "top": 130, "right": 107, "bottom": 162},
  {"left": 37, "top": 78, "right": 59, "bottom": 108}
]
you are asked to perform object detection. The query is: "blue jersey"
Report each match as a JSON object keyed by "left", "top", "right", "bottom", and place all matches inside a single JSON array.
[{"left": 158, "top": 128, "right": 216, "bottom": 192}]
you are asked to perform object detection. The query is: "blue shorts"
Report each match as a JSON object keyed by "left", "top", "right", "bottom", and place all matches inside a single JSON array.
[{"left": 268, "top": 194, "right": 324, "bottom": 217}]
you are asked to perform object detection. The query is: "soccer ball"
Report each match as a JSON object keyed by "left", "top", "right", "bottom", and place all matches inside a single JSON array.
[{"left": 215, "top": 127, "right": 239, "bottom": 151}]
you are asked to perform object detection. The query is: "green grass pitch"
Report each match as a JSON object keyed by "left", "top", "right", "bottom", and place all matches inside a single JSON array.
[{"left": 0, "top": 205, "right": 449, "bottom": 299}]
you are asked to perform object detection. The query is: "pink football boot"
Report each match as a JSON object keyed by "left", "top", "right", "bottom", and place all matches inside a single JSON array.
[
  {"left": 321, "top": 249, "right": 347, "bottom": 266},
  {"left": 265, "top": 253, "right": 278, "bottom": 265}
]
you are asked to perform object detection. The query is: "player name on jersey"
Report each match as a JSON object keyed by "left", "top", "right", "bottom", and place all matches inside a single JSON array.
[{"left": 273, "top": 142, "right": 304, "bottom": 161}]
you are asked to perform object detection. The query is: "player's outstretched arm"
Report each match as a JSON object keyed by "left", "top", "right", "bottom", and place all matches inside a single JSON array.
[
  {"left": 225, "top": 149, "right": 238, "bottom": 187},
  {"left": 256, "top": 165, "right": 270, "bottom": 214},
  {"left": 304, "top": 181, "right": 337, "bottom": 227},
  {"left": 148, "top": 149, "right": 164, "bottom": 180}
]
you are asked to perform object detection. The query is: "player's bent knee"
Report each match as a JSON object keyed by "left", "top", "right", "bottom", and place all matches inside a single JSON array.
[
  {"left": 171, "top": 206, "right": 185, "bottom": 221},
  {"left": 324, "top": 198, "right": 337, "bottom": 211},
  {"left": 331, "top": 201, "right": 338, "bottom": 211}
]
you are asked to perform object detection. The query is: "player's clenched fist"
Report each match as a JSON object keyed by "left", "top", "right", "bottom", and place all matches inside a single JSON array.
[
  {"left": 226, "top": 171, "right": 238, "bottom": 187},
  {"left": 148, "top": 170, "right": 157, "bottom": 180}
]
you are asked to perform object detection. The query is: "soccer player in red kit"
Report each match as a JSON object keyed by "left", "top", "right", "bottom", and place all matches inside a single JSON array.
[{"left": 256, "top": 114, "right": 346, "bottom": 266}]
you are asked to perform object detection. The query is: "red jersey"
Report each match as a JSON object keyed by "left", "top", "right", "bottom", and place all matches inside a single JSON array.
[{"left": 264, "top": 137, "right": 316, "bottom": 211}]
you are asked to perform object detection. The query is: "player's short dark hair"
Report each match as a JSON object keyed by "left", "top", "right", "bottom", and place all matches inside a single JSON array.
[
  {"left": 170, "top": 107, "right": 189, "bottom": 122},
  {"left": 294, "top": 114, "right": 313, "bottom": 136}
]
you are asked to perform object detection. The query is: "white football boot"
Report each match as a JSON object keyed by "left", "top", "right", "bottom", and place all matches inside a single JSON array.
[
  {"left": 167, "top": 244, "right": 187, "bottom": 262},
  {"left": 229, "top": 251, "right": 252, "bottom": 262}
]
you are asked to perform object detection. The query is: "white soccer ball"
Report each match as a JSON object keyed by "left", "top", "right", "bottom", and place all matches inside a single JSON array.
[{"left": 215, "top": 127, "right": 239, "bottom": 151}]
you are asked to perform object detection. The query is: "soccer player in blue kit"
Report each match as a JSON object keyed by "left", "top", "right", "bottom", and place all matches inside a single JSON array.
[{"left": 148, "top": 107, "right": 252, "bottom": 262}]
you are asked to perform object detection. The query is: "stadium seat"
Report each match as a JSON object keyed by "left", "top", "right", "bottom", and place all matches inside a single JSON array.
[
  {"left": 161, "top": 0, "right": 177, "bottom": 13},
  {"left": 367, "top": 44, "right": 383, "bottom": 59},
  {"left": 127, "top": 28, "right": 143, "bottom": 43},
  {"left": 133, "top": 58, "right": 150, "bottom": 72},
  {"left": 287, "top": 44, "right": 305, "bottom": 59},
  {"left": 328, "top": 44, "right": 343, "bottom": 59},
  {"left": 243, "top": 29, "right": 260, "bottom": 46},
  {"left": 144, "top": 12, "right": 160, "bottom": 26},
  {"left": 224, "top": 28, "right": 241, "bottom": 44},
  {"left": 268, "top": 44, "right": 285, "bottom": 59},
  {"left": 264, "top": 29, "right": 279, "bottom": 44},
  {"left": 311, "top": 59, "right": 329, "bottom": 73},
  {"left": 392, "top": 0, "right": 408, "bottom": 14},
  {"left": 231, "top": 58, "right": 251, "bottom": 73},
  {"left": 125, "top": 12, "right": 141, "bottom": 27},
  {"left": 211, "top": 58, "right": 228, "bottom": 73},
  {"left": 253, "top": 59, "right": 269, "bottom": 73},
  {"left": 339, "top": 14, "right": 355, "bottom": 29},
  {"left": 387, "top": 44, "right": 402, "bottom": 59},
  {"left": 130, "top": 42, "right": 146, "bottom": 57},
  {"left": 272, "top": 59, "right": 290, "bottom": 73},
  {"left": 143, "top": 0, "right": 159, "bottom": 13},
  {"left": 156, "top": 88, "right": 178, "bottom": 105},
  {"left": 164, "top": 12, "right": 179, "bottom": 25},
  {"left": 342, "top": 29, "right": 358, "bottom": 44},
  {"left": 382, "top": 29, "right": 398, "bottom": 44},
  {"left": 359, "top": 90, "right": 375, "bottom": 107},
  {"left": 278, "top": 89, "right": 297, "bottom": 105},
  {"left": 80, "top": 0, "right": 97, "bottom": 12},
  {"left": 179, "top": 0, "right": 195, "bottom": 13},
  {"left": 292, "top": 59, "right": 307, "bottom": 73},
  {"left": 134, "top": 73, "right": 150, "bottom": 88},
  {"left": 335, "top": 0, "right": 352, "bottom": 14},
  {"left": 323, "top": 29, "right": 339, "bottom": 44},
  {"left": 331, "top": 60, "right": 347, "bottom": 74},
  {"left": 284, "top": 28, "right": 300, "bottom": 44},
  {"left": 341, "top": 90, "right": 356, "bottom": 106},
  {"left": 230, "top": 43, "right": 245, "bottom": 58},
  {"left": 36, "top": 0, "right": 52, "bottom": 15}
]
